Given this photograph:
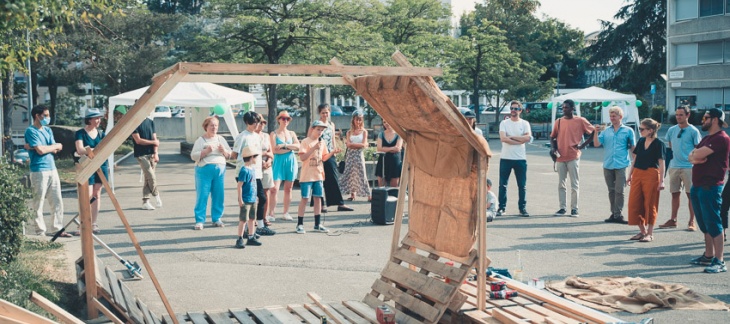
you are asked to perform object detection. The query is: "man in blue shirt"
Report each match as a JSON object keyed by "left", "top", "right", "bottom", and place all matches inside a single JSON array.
[
  {"left": 24, "top": 105, "right": 67, "bottom": 237},
  {"left": 659, "top": 105, "right": 701, "bottom": 231},
  {"left": 592, "top": 106, "right": 635, "bottom": 224}
]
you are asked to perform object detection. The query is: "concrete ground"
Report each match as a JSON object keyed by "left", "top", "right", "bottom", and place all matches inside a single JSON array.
[{"left": 46, "top": 137, "right": 729, "bottom": 323}]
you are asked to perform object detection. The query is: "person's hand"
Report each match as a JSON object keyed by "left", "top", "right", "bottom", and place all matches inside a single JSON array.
[
  {"left": 658, "top": 181, "right": 665, "bottom": 191},
  {"left": 239, "top": 200, "right": 243, "bottom": 208},
  {"left": 572, "top": 144, "right": 580, "bottom": 149},
  {"left": 217, "top": 143, "right": 226, "bottom": 153},
  {"left": 153, "top": 153, "right": 159, "bottom": 163},
  {"left": 153, "top": 139, "right": 160, "bottom": 146},
  {"left": 627, "top": 177, "right": 632, "bottom": 186}
]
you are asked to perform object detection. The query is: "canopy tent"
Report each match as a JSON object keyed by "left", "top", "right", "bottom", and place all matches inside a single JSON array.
[
  {"left": 551, "top": 86, "right": 640, "bottom": 129},
  {"left": 105, "top": 82, "right": 256, "bottom": 188}
]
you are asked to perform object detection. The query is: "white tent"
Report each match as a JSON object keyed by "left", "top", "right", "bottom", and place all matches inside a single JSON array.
[
  {"left": 551, "top": 86, "right": 640, "bottom": 128},
  {"left": 106, "top": 82, "right": 256, "bottom": 189}
]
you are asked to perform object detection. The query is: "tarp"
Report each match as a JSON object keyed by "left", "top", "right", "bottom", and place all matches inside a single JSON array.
[{"left": 551, "top": 86, "right": 640, "bottom": 127}]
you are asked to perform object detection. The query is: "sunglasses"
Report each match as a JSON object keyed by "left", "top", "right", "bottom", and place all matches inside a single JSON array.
[
  {"left": 280, "top": 117, "right": 291, "bottom": 121},
  {"left": 639, "top": 127, "right": 647, "bottom": 131},
  {"left": 677, "top": 128, "right": 684, "bottom": 138},
  {"left": 510, "top": 107, "right": 522, "bottom": 111}
]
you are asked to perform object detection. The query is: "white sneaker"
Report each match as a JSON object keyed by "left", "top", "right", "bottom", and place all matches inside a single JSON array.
[
  {"left": 155, "top": 194, "right": 163, "bottom": 208},
  {"left": 313, "top": 225, "right": 329, "bottom": 233},
  {"left": 283, "top": 213, "right": 293, "bottom": 221},
  {"left": 142, "top": 201, "right": 155, "bottom": 210},
  {"left": 266, "top": 215, "right": 276, "bottom": 222},
  {"left": 296, "top": 225, "right": 306, "bottom": 234}
]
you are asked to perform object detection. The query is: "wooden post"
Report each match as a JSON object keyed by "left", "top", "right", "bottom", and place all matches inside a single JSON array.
[
  {"left": 77, "top": 182, "right": 97, "bottom": 319},
  {"left": 476, "top": 153, "right": 488, "bottom": 311},
  {"left": 389, "top": 148, "right": 410, "bottom": 258},
  {"left": 95, "top": 169, "right": 179, "bottom": 324},
  {"left": 29, "top": 291, "right": 85, "bottom": 324}
]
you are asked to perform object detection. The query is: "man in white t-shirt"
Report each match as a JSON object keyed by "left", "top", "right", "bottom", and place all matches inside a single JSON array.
[{"left": 497, "top": 100, "right": 532, "bottom": 217}]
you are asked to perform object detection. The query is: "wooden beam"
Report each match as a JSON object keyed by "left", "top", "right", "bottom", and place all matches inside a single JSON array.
[
  {"left": 307, "top": 293, "right": 345, "bottom": 324},
  {"left": 179, "top": 62, "right": 442, "bottom": 76},
  {"left": 76, "top": 66, "right": 187, "bottom": 183},
  {"left": 389, "top": 149, "right": 410, "bottom": 258},
  {"left": 476, "top": 153, "right": 488, "bottom": 312},
  {"left": 77, "top": 182, "right": 97, "bottom": 320},
  {"left": 29, "top": 291, "right": 85, "bottom": 324},
  {"left": 0, "top": 298, "right": 56, "bottom": 324},
  {"left": 390, "top": 51, "right": 490, "bottom": 158},
  {"left": 90, "top": 298, "right": 124, "bottom": 324},
  {"left": 95, "top": 170, "right": 178, "bottom": 324},
  {"left": 181, "top": 74, "right": 349, "bottom": 85}
]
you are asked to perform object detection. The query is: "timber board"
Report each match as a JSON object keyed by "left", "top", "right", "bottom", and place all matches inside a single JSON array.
[
  {"left": 392, "top": 248, "right": 466, "bottom": 283},
  {"left": 341, "top": 301, "right": 378, "bottom": 324},
  {"left": 287, "top": 304, "right": 321, "bottom": 324},
  {"left": 265, "top": 306, "right": 305, "bottom": 323},
  {"left": 247, "top": 307, "right": 282, "bottom": 324},
  {"left": 104, "top": 266, "right": 127, "bottom": 313},
  {"left": 370, "top": 279, "right": 440, "bottom": 322},
  {"left": 362, "top": 294, "right": 421, "bottom": 324},
  {"left": 205, "top": 310, "right": 234, "bottom": 324},
  {"left": 380, "top": 262, "right": 455, "bottom": 305},
  {"left": 229, "top": 309, "right": 257, "bottom": 324},
  {"left": 186, "top": 311, "right": 208, "bottom": 324},
  {"left": 119, "top": 281, "right": 146, "bottom": 324},
  {"left": 328, "top": 302, "right": 369, "bottom": 324}
]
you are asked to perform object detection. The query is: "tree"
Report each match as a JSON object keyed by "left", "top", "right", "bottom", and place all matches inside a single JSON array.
[
  {"left": 146, "top": 0, "right": 205, "bottom": 14},
  {"left": 584, "top": 0, "right": 666, "bottom": 94}
]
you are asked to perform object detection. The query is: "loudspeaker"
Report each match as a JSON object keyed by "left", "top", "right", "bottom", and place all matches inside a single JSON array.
[{"left": 371, "top": 187, "right": 398, "bottom": 225}]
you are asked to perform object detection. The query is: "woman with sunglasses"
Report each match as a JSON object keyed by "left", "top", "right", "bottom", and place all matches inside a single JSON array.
[
  {"left": 627, "top": 118, "right": 666, "bottom": 242},
  {"left": 270, "top": 111, "right": 300, "bottom": 221}
]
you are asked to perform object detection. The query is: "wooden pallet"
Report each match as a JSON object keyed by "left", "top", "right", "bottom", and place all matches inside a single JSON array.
[{"left": 362, "top": 236, "right": 477, "bottom": 324}]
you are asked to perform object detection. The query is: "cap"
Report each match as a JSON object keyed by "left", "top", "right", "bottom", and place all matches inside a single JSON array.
[
  {"left": 276, "top": 110, "right": 291, "bottom": 120},
  {"left": 459, "top": 107, "right": 476, "bottom": 119},
  {"left": 311, "top": 120, "right": 328, "bottom": 128},
  {"left": 706, "top": 108, "right": 728, "bottom": 128},
  {"left": 241, "top": 146, "right": 259, "bottom": 158},
  {"left": 114, "top": 106, "right": 127, "bottom": 115},
  {"left": 85, "top": 108, "right": 103, "bottom": 118}
]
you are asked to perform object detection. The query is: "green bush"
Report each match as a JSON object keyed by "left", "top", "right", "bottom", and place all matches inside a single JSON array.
[
  {"left": 651, "top": 105, "right": 666, "bottom": 123},
  {"left": 0, "top": 156, "right": 33, "bottom": 264},
  {"left": 522, "top": 109, "right": 552, "bottom": 123}
]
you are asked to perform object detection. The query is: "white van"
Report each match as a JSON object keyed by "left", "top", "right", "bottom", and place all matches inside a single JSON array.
[{"left": 152, "top": 106, "right": 172, "bottom": 118}]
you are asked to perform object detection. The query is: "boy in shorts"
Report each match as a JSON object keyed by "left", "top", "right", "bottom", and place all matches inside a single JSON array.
[
  {"left": 296, "top": 120, "right": 341, "bottom": 234},
  {"left": 236, "top": 146, "right": 262, "bottom": 248}
]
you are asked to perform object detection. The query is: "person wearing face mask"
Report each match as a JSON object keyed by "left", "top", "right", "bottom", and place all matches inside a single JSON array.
[{"left": 24, "top": 104, "right": 68, "bottom": 237}]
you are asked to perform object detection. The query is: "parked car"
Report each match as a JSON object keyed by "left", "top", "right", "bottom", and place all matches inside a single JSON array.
[
  {"left": 342, "top": 106, "right": 358, "bottom": 115},
  {"left": 13, "top": 149, "right": 29, "bottom": 165},
  {"left": 524, "top": 102, "right": 548, "bottom": 113},
  {"left": 172, "top": 107, "right": 185, "bottom": 118},
  {"left": 329, "top": 105, "right": 344, "bottom": 116},
  {"left": 152, "top": 106, "right": 172, "bottom": 118},
  {"left": 481, "top": 106, "right": 510, "bottom": 115}
]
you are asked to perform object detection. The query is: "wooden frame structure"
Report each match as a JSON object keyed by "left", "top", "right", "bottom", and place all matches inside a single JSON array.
[{"left": 74, "top": 51, "right": 492, "bottom": 324}]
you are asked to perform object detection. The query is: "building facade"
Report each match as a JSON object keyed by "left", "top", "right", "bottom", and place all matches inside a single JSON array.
[{"left": 666, "top": 0, "right": 730, "bottom": 114}]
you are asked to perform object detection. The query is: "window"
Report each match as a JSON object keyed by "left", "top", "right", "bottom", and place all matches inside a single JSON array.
[
  {"left": 676, "top": 0, "right": 699, "bottom": 21},
  {"left": 699, "top": 41, "right": 724, "bottom": 64},
  {"left": 725, "top": 40, "right": 730, "bottom": 63},
  {"left": 675, "top": 43, "right": 698, "bottom": 67},
  {"left": 724, "top": 88, "right": 730, "bottom": 110},
  {"left": 676, "top": 96, "right": 697, "bottom": 109},
  {"left": 697, "top": 89, "right": 724, "bottom": 109},
  {"left": 727, "top": 0, "right": 730, "bottom": 13},
  {"left": 700, "top": 0, "right": 724, "bottom": 16}
]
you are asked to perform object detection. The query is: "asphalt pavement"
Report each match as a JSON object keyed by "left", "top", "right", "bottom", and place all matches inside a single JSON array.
[{"left": 46, "top": 137, "right": 729, "bottom": 323}]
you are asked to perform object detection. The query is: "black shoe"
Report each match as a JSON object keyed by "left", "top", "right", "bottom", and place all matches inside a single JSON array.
[
  {"left": 256, "top": 226, "right": 276, "bottom": 236},
  {"left": 337, "top": 205, "right": 354, "bottom": 212},
  {"left": 570, "top": 209, "right": 579, "bottom": 217},
  {"left": 243, "top": 225, "right": 261, "bottom": 239},
  {"left": 235, "top": 237, "right": 245, "bottom": 249},
  {"left": 614, "top": 216, "right": 628, "bottom": 224},
  {"left": 519, "top": 209, "right": 530, "bottom": 217},
  {"left": 487, "top": 215, "right": 494, "bottom": 222},
  {"left": 496, "top": 209, "right": 505, "bottom": 217},
  {"left": 554, "top": 209, "right": 567, "bottom": 216},
  {"left": 246, "top": 236, "right": 262, "bottom": 246},
  {"left": 605, "top": 215, "right": 618, "bottom": 223}
]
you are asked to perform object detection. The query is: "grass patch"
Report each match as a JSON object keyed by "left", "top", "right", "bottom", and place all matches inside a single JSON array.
[{"left": 0, "top": 239, "right": 85, "bottom": 320}]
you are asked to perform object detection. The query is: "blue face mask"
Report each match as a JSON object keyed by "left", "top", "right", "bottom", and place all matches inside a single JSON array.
[{"left": 40, "top": 116, "right": 50, "bottom": 126}]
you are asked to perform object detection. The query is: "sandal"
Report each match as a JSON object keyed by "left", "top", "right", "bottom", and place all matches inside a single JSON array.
[
  {"left": 264, "top": 219, "right": 272, "bottom": 227},
  {"left": 629, "top": 233, "right": 645, "bottom": 240},
  {"left": 639, "top": 235, "right": 654, "bottom": 242},
  {"left": 347, "top": 197, "right": 355, "bottom": 201},
  {"left": 59, "top": 232, "right": 73, "bottom": 238}
]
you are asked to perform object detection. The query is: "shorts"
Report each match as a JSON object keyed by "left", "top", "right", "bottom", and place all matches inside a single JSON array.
[
  {"left": 89, "top": 166, "right": 109, "bottom": 186},
  {"left": 668, "top": 168, "right": 692, "bottom": 193},
  {"left": 239, "top": 203, "right": 257, "bottom": 221},
  {"left": 300, "top": 181, "right": 324, "bottom": 199},
  {"left": 262, "top": 169, "right": 275, "bottom": 189}
]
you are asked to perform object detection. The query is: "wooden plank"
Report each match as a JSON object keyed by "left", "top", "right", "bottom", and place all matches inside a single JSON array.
[
  {"left": 302, "top": 303, "right": 330, "bottom": 322},
  {"left": 264, "top": 306, "right": 304, "bottom": 323},
  {"left": 369, "top": 279, "right": 439, "bottom": 322},
  {"left": 205, "top": 310, "right": 233, "bottom": 324},
  {"left": 401, "top": 236, "right": 474, "bottom": 265},
  {"left": 544, "top": 317, "right": 566, "bottom": 324},
  {"left": 491, "top": 308, "right": 529, "bottom": 324},
  {"left": 186, "top": 311, "right": 208, "bottom": 324},
  {"left": 342, "top": 301, "right": 377, "bottom": 324},
  {"left": 476, "top": 155, "right": 488, "bottom": 312},
  {"left": 29, "top": 291, "right": 85, "bottom": 324},
  {"left": 137, "top": 297, "right": 162, "bottom": 324},
  {"left": 462, "top": 310, "right": 501, "bottom": 324},
  {"left": 104, "top": 266, "right": 127, "bottom": 312},
  {"left": 379, "top": 262, "right": 455, "bottom": 305},
  {"left": 91, "top": 298, "right": 124, "bottom": 324},
  {"left": 180, "top": 62, "right": 442, "bottom": 77},
  {"left": 229, "top": 309, "right": 257, "bottom": 324},
  {"left": 391, "top": 248, "right": 466, "bottom": 283},
  {"left": 0, "top": 298, "right": 56, "bottom": 324},
  {"left": 287, "top": 304, "right": 321, "bottom": 324},
  {"left": 182, "top": 74, "right": 349, "bottom": 85},
  {"left": 247, "top": 307, "right": 282, "bottom": 324},
  {"left": 501, "top": 305, "right": 547, "bottom": 324},
  {"left": 119, "top": 281, "right": 145, "bottom": 324},
  {"left": 523, "top": 305, "right": 579, "bottom": 324},
  {"left": 78, "top": 182, "right": 97, "bottom": 319},
  {"left": 447, "top": 292, "right": 467, "bottom": 312},
  {"left": 541, "top": 304, "right": 593, "bottom": 324},
  {"left": 485, "top": 298, "right": 517, "bottom": 308},
  {"left": 0, "top": 314, "right": 26, "bottom": 324},
  {"left": 510, "top": 296, "right": 536, "bottom": 307},
  {"left": 306, "top": 293, "right": 346, "bottom": 324},
  {"left": 329, "top": 302, "right": 369, "bottom": 324},
  {"left": 162, "top": 314, "right": 189, "bottom": 324},
  {"left": 361, "top": 295, "right": 421, "bottom": 324},
  {"left": 96, "top": 257, "right": 112, "bottom": 295}
]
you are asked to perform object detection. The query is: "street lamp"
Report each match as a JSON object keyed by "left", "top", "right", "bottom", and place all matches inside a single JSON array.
[{"left": 554, "top": 62, "right": 563, "bottom": 96}]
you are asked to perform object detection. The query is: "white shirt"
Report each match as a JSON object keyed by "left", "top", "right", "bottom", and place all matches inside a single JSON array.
[
  {"left": 233, "top": 130, "right": 263, "bottom": 178},
  {"left": 499, "top": 118, "right": 531, "bottom": 160}
]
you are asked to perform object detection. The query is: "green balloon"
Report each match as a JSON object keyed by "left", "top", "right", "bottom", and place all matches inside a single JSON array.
[
  {"left": 602, "top": 101, "right": 610, "bottom": 107},
  {"left": 213, "top": 104, "right": 227, "bottom": 115},
  {"left": 635, "top": 100, "right": 643, "bottom": 107},
  {"left": 547, "top": 102, "right": 553, "bottom": 109},
  {"left": 593, "top": 106, "right": 601, "bottom": 110}
]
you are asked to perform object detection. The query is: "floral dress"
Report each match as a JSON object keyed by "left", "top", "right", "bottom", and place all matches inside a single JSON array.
[{"left": 339, "top": 131, "right": 371, "bottom": 197}]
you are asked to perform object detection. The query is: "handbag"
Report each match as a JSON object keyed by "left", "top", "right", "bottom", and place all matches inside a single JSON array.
[
  {"left": 549, "top": 119, "right": 561, "bottom": 171},
  {"left": 337, "top": 149, "right": 347, "bottom": 173}
]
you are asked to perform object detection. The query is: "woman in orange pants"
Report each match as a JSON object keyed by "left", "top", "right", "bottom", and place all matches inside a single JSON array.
[{"left": 627, "top": 118, "right": 666, "bottom": 242}]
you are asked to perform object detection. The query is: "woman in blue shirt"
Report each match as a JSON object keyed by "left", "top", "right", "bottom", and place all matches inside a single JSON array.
[{"left": 74, "top": 108, "right": 108, "bottom": 234}]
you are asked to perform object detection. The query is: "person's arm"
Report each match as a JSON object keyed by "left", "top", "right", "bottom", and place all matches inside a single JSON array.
[
  {"left": 131, "top": 133, "right": 159, "bottom": 146},
  {"left": 288, "top": 131, "right": 300, "bottom": 151},
  {"left": 237, "top": 180, "right": 244, "bottom": 207},
  {"left": 627, "top": 152, "right": 637, "bottom": 186},
  {"left": 689, "top": 147, "right": 713, "bottom": 164},
  {"left": 592, "top": 125, "right": 603, "bottom": 148},
  {"left": 510, "top": 122, "right": 532, "bottom": 144},
  {"left": 500, "top": 130, "right": 521, "bottom": 145},
  {"left": 393, "top": 136, "right": 404, "bottom": 153},
  {"left": 658, "top": 158, "right": 665, "bottom": 190},
  {"left": 27, "top": 131, "right": 62, "bottom": 155},
  {"left": 298, "top": 141, "right": 317, "bottom": 161},
  {"left": 376, "top": 137, "right": 384, "bottom": 153},
  {"left": 323, "top": 142, "right": 339, "bottom": 161},
  {"left": 218, "top": 137, "right": 232, "bottom": 159},
  {"left": 190, "top": 138, "right": 210, "bottom": 162},
  {"left": 345, "top": 130, "right": 353, "bottom": 149}
]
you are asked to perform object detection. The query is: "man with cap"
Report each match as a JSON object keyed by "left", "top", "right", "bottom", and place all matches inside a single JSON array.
[
  {"left": 24, "top": 104, "right": 68, "bottom": 237},
  {"left": 132, "top": 108, "right": 162, "bottom": 210},
  {"left": 497, "top": 100, "right": 531, "bottom": 217},
  {"left": 459, "top": 108, "right": 482, "bottom": 136},
  {"left": 688, "top": 108, "right": 730, "bottom": 273}
]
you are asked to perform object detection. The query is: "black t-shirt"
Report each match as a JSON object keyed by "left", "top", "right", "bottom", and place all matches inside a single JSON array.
[
  {"left": 133, "top": 118, "right": 156, "bottom": 157},
  {"left": 632, "top": 137, "right": 666, "bottom": 170}
]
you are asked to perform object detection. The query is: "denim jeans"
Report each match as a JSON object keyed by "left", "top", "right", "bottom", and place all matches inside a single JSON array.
[
  {"left": 194, "top": 164, "right": 226, "bottom": 224},
  {"left": 498, "top": 159, "right": 527, "bottom": 210},
  {"left": 690, "top": 185, "right": 723, "bottom": 238}
]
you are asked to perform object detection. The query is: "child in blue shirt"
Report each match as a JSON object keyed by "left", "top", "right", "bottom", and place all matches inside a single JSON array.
[{"left": 236, "top": 146, "right": 262, "bottom": 248}]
